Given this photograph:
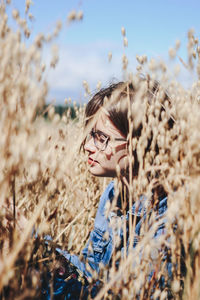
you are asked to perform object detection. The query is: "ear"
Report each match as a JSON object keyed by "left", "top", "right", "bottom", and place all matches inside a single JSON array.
[{"left": 118, "top": 154, "right": 129, "bottom": 170}]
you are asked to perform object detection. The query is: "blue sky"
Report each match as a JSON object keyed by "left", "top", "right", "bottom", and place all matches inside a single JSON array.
[{"left": 8, "top": 0, "right": 200, "bottom": 104}]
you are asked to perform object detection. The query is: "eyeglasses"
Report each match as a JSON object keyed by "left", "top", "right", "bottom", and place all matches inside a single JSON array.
[{"left": 87, "top": 129, "right": 127, "bottom": 151}]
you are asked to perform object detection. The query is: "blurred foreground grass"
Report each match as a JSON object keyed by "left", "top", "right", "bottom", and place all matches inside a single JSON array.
[{"left": 1, "top": 1, "right": 200, "bottom": 299}]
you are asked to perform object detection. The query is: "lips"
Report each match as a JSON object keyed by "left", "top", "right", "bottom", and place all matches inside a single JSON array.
[{"left": 88, "top": 157, "right": 99, "bottom": 165}]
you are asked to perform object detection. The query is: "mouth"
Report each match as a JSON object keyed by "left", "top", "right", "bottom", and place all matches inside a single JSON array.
[{"left": 88, "top": 157, "right": 98, "bottom": 165}]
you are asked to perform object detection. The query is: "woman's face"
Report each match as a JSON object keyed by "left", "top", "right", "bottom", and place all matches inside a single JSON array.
[{"left": 84, "top": 112, "right": 128, "bottom": 177}]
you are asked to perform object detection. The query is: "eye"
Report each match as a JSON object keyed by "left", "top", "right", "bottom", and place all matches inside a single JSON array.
[{"left": 96, "top": 132, "right": 108, "bottom": 144}]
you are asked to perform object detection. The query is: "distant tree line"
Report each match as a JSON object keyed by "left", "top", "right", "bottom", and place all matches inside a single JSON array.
[{"left": 40, "top": 105, "right": 77, "bottom": 120}]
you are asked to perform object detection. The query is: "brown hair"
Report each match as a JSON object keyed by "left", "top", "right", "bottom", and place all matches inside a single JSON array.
[
  {"left": 85, "top": 77, "right": 174, "bottom": 141},
  {"left": 85, "top": 81, "right": 133, "bottom": 137}
]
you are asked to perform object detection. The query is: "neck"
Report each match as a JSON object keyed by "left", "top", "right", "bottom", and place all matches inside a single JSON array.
[{"left": 114, "top": 176, "right": 130, "bottom": 213}]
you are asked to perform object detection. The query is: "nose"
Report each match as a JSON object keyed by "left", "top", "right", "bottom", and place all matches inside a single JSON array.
[{"left": 84, "top": 135, "right": 96, "bottom": 153}]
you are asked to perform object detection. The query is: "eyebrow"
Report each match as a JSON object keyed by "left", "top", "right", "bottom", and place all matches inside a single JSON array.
[{"left": 94, "top": 129, "right": 109, "bottom": 138}]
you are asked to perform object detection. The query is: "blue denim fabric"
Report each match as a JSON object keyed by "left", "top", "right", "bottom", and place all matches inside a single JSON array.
[
  {"left": 56, "top": 181, "right": 115, "bottom": 277},
  {"left": 57, "top": 181, "right": 168, "bottom": 277},
  {"left": 42, "top": 181, "right": 169, "bottom": 299}
]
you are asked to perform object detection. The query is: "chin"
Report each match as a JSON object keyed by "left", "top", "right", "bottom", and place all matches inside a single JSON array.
[
  {"left": 89, "top": 170, "right": 106, "bottom": 177},
  {"left": 89, "top": 167, "right": 116, "bottom": 178}
]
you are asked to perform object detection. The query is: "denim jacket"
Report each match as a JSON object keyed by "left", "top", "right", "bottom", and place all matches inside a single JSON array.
[{"left": 57, "top": 181, "right": 167, "bottom": 278}]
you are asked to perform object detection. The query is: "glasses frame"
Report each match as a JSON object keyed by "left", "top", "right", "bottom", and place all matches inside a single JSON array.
[{"left": 89, "top": 129, "right": 127, "bottom": 151}]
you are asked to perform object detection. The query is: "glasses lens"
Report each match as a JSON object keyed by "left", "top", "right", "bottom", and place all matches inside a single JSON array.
[{"left": 93, "top": 131, "right": 108, "bottom": 151}]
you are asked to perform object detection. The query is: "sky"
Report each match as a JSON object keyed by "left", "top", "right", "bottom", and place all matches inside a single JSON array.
[{"left": 7, "top": 0, "right": 200, "bottom": 104}]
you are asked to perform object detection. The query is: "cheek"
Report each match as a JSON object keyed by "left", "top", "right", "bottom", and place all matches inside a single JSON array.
[
  {"left": 104, "top": 147, "right": 112, "bottom": 158},
  {"left": 99, "top": 148, "right": 128, "bottom": 173},
  {"left": 100, "top": 148, "right": 113, "bottom": 163},
  {"left": 105, "top": 150, "right": 128, "bottom": 170}
]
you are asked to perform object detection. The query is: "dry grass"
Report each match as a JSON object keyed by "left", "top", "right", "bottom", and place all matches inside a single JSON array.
[{"left": 0, "top": 1, "right": 200, "bottom": 299}]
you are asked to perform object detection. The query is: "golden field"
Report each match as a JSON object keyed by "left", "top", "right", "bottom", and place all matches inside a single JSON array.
[{"left": 1, "top": 1, "right": 200, "bottom": 299}]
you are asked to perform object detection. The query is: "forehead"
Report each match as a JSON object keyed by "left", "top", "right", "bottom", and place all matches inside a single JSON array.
[{"left": 95, "top": 111, "right": 125, "bottom": 138}]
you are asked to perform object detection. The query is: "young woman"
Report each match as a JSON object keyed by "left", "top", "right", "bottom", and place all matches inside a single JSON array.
[{"left": 42, "top": 77, "right": 174, "bottom": 299}]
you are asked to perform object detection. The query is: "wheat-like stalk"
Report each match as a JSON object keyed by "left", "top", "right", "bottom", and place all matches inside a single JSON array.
[{"left": 0, "top": 1, "right": 200, "bottom": 299}]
